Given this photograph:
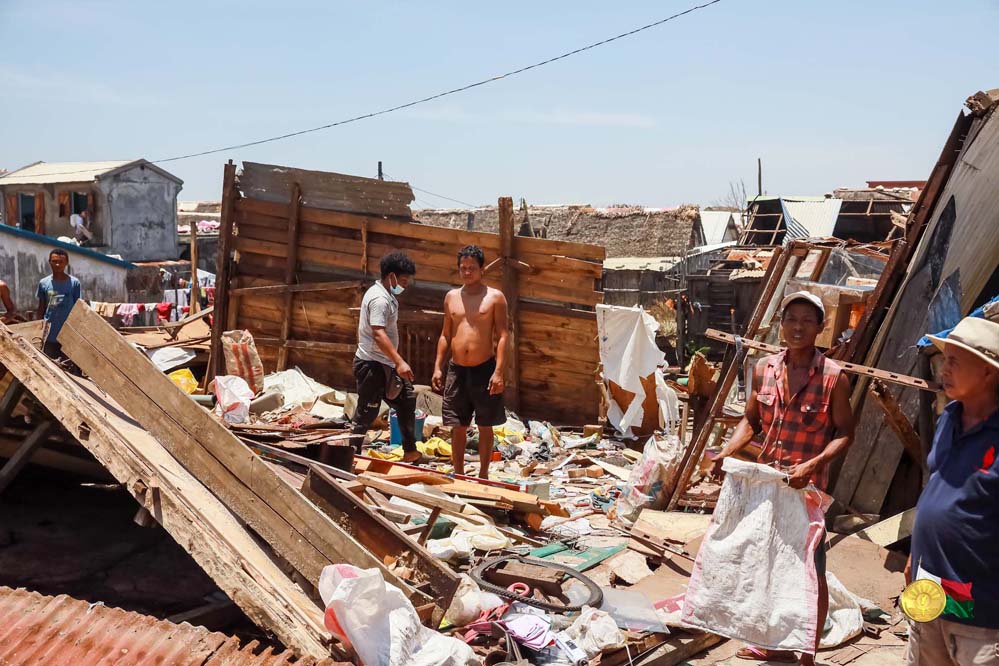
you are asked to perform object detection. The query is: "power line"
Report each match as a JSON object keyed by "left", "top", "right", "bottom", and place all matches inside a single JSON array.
[
  {"left": 9, "top": 0, "right": 723, "bottom": 180},
  {"left": 383, "top": 171, "right": 477, "bottom": 208}
]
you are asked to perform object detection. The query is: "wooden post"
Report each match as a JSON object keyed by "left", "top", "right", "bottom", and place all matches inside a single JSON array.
[
  {"left": 498, "top": 197, "right": 520, "bottom": 413},
  {"left": 277, "top": 183, "right": 302, "bottom": 371},
  {"left": 189, "top": 213, "right": 201, "bottom": 314},
  {"left": 209, "top": 160, "right": 238, "bottom": 381}
]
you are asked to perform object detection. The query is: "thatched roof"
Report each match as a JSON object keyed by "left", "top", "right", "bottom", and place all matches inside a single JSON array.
[{"left": 413, "top": 204, "right": 704, "bottom": 258}]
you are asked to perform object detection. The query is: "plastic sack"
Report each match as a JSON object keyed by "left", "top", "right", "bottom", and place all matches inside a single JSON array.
[
  {"left": 427, "top": 521, "right": 511, "bottom": 562},
  {"left": 821, "top": 572, "right": 877, "bottom": 648},
  {"left": 562, "top": 606, "right": 626, "bottom": 658},
  {"left": 681, "top": 458, "right": 833, "bottom": 654},
  {"left": 443, "top": 574, "right": 504, "bottom": 627},
  {"left": 608, "top": 435, "right": 683, "bottom": 527},
  {"left": 318, "top": 564, "right": 480, "bottom": 666},
  {"left": 168, "top": 368, "right": 199, "bottom": 394},
  {"left": 221, "top": 329, "right": 265, "bottom": 395},
  {"left": 214, "top": 375, "right": 254, "bottom": 424}
]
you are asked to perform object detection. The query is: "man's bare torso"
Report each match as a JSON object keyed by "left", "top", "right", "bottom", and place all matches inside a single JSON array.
[{"left": 446, "top": 285, "right": 500, "bottom": 366}]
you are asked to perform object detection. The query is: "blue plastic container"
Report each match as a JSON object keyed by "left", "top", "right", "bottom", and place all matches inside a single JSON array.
[{"left": 389, "top": 409, "right": 426, "bottom": 445}]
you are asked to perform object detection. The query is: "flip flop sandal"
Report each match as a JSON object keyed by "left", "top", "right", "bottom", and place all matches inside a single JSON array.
[{"left": 736, "top": 646, "right": 798, "bottom": 662}]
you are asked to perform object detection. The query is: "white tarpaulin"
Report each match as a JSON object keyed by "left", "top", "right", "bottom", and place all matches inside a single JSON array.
[
  {"left": 681, "top": 458, "right": 833, "bottom": 654},
  {"left": 596, "top": 305, "right": 667, "bottom": 437}
]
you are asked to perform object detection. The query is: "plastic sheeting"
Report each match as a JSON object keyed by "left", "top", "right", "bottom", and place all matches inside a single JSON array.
[{"left": 596, "top": 305, "right": 667, "bottom": 437}]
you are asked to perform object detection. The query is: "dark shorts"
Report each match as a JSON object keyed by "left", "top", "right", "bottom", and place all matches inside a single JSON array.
[{"left": 442, "top": 358, "right": 505, "bottom": 427}]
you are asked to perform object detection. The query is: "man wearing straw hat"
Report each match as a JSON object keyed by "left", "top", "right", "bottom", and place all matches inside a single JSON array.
[{"left": 905, "top": 316, "right": 999, "bottom": 665}]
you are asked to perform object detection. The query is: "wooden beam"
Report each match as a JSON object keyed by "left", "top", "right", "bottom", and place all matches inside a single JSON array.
[
  {"left": 228, "top": 280, "right": 361, "bottom": 296},
  {"left": 704, "top": 329, "right": 939, "bottom": 392},
  {"left": 277, "top": 183, "right": 302, "bottom": 371},
  {"left": 867, "top": 380, "right": 926, "bottom": 470},
  {"left": 0, "top": 420, "right": 55, "bottom": 495},
  {"left": 0, "top": 377, "right": 25, "bottom": 429},
  {"left": 498, "top": 196, "right": 521, "bottom": 413},
  {"left": 57, "top": 302, "right": 418, "bottom": 597},
  {"left": 356, "top": 474, "right": 467, "bottom": 514},
  {"left": 302, "top": 467, "right": 459, "bottom": 625},
  {"left": 209, "top": 160, "right": 238, "bottom": 381}
]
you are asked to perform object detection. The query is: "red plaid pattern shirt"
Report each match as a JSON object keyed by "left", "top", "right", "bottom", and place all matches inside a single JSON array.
[{"left": 754, "top": 349, "right": 843, "bottom": 490}]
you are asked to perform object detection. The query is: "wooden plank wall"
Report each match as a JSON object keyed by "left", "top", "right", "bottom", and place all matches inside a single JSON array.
[{"left": 219, "top": 163, "right": 604, "bottom": 424}]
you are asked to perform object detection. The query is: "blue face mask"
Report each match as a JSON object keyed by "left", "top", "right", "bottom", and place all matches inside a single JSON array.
[{"left": 389, "top": 275, "right": 405, "bottom": 295}]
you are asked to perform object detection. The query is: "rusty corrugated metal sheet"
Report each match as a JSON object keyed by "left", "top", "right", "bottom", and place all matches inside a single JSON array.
[{"left": 0, "top": 587, "right": 344, "bottom": 666}]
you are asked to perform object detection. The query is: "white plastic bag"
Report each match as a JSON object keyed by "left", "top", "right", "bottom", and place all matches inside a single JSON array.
[
  {"left": 680, "top": 458, "right": 832, "bottom": 653},
  {"left": 427, "top": 521, "right": 512, "bottom": 562},
  {"left": 318, "top": 564, "right": 480, "bottom": 666},
  {"left": 214, "top": 375, "right": 254, "bottom": 424},
  {"left": 444, "top": 575, "right": 484, "bottom": 627},
  {"left": 608, "top": 435, "right": 683, "bottom": 527},
  {"left": 563, "top": 605, "right": 626, "bottom": 658}
]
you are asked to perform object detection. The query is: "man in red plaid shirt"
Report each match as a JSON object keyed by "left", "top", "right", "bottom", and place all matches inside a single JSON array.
[{"left": 712, "top": 291, "right": 855, "bottom": 665}]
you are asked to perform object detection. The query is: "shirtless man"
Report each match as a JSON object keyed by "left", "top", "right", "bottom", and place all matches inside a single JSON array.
[{"left": 432, "top": 245, "right": 509, "bottom": 478}]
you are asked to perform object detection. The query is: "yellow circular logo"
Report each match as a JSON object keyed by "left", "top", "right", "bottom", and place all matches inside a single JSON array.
[{"left": 901, "top": 579, "right": 946, "bottom": 623}]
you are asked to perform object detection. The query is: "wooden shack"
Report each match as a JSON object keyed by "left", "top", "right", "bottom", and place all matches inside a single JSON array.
[{"left": 211, "top": 162, "right": 606, "bottom": 425}]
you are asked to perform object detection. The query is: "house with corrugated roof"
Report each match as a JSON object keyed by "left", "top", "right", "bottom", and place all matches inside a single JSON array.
[{"left": 0, "top": 160, "right": 183, "bottom": 262}]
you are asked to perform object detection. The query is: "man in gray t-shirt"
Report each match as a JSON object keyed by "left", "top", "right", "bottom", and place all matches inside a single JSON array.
[{"left": 350, "top": 252, "right": 420, "bottom": 462}]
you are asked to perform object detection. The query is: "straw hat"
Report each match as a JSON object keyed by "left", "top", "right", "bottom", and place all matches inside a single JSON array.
[{"left": 927, "top": 317, "right": 999, "bottom": 371}]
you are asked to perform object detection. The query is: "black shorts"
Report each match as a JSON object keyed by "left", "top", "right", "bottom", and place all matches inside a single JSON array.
[{"left": 442, "top": 358, "right": 505, "bottom": 427}]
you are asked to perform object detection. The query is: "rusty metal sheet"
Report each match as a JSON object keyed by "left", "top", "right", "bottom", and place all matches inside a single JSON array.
[{"left": 0, "top": 586, "right": 343, "bottom": 666}]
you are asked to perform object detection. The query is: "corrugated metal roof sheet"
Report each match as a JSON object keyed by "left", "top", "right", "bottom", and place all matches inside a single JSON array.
[
  {"left": 0, "top": 161, "right": 133, "bottom": 185},
  {"left": 781, "top": 198, "right": 842, "bottom": 239},
  {"left": 699, "top": 211, "right": 738, "bottom": 245},
  {"left": 0, "top": 586, "right": 342, "bottom": 666}
]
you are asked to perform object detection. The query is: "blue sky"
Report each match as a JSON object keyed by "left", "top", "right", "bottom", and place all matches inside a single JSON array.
[{"left": 2, "top": 1, "right": 997, "bottom": 207}]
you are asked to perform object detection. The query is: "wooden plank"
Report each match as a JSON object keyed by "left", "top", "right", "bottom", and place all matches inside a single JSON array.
[
  {"left": 239, "top": 162, "right": 414, "bottom": 218},
  {"left": 57, "top": 303, "right": 416, "bottom": 595},
  {"left": 499, "top": 197, "right": 521, "bottom": 413},
  {"left": 356, "top": 474, "right": 466, "bottom": 514},
  {"left": 0, "top": 326, "right": 329, "bottom": 657},
  {"left": 210, "top": 160, "right": 238, "bottom": 381},
  {"left": 0, "top": 421, "right": 55, "bottom": 495},
  {"left": 302, "top": 467, "right": 459, "bottom": 623},
  {"left": 277, "top": 183, "right": 302, "bottom": 371},
  {"left": 254, "top": 337, "right": 355, "bottom": 354},
  {"left": 228, "top": 280, "right": 362, "bottom": 296},
  {"left": 855, "top": 508, "right": 916, "bottom": 547},
  {"left": 633, "top": 632, "right": 723, "bottom": 665}
]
